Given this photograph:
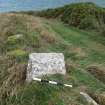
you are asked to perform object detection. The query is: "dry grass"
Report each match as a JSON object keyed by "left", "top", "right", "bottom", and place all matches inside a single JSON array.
[
  {"left": 88, "top": 91, "right": 105, "bottom": 105},
  {"left": 86, "top": 64, "right": 105, "bottom": 83},
  {"left": 40, "top": 29, "right": 56, "bottom": 43},
  {"left": 0, "top": 56, "right": 27, "bottom": 103},
  {"left": 71, "top": 47, "right": 86, "bottom": 57},
  {"left": 0, "top": 13, "right": 54, "bottom": 35}
]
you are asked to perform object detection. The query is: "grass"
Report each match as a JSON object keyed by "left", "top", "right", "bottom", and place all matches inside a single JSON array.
[
  {"left": 0, "top": 13, "right": 105, "bottom": 105},
  {"left": 47, "top": 20, "right": 105, "bottom": 66}
]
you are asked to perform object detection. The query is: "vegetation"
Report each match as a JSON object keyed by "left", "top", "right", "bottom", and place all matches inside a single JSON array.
[
  {"left": 0, "top": 2, "right": 105, "bottom": 105},
  {"left": 35, "top": 2, "right": 105, "bottom": 33}
]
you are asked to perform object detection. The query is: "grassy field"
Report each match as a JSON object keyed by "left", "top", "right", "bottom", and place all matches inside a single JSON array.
[{"left": 0, "top": 13, "right": 105, "bottom": 105}]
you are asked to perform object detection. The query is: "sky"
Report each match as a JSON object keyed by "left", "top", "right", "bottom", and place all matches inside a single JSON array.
[{"left": 0, "top": 0, "right": 105, "bottom": 13}]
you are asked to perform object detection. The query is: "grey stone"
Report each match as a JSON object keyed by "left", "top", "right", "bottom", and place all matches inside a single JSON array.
[
  {"left": 80, "top": 92, "right": 99, "bottom": 105},
  {"left": 26, "top": 53, "right": 66, "bottom": 82}
]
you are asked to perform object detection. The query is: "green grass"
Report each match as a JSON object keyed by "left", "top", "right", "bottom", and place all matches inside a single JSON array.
[
  {"left": 45, "top": 19, "right": 105, "bottom": 89},
  {"left": 48, "top": 20, "right": 105, "bottom": 65}
]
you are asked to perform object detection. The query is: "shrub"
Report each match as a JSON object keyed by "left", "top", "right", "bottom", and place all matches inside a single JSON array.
[{"left": 37, "top": 2, "right": 105, "bottom": 31}]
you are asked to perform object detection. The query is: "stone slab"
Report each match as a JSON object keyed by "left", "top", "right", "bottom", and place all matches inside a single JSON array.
[{"left": 26, "top": 53, "right": 66, "bottom": 82}]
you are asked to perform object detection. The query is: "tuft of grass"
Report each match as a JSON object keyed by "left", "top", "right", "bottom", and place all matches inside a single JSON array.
[
  {"left": 7, "top": 49, "right": 28, "bottom": 62},
  {"left": 6, "top": 34, "right": 24, "bottom": 50},
  {"left": 86, "top": 65, "right": 105, "bottom": 84},
  {"left": 40, "top": 29, "right": 56, "bottom": 43}
]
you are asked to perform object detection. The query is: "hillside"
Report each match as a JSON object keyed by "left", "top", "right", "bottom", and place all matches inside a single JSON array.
[
  {"left": 0, "top": 13, "right": 105, "bottom": 105},
  {"left": 34, "top": 2, "right": 105, "bottom": 33}
]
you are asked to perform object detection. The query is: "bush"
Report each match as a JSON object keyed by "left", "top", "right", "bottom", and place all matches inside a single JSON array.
[{"left": 37, "top": 2, "right": 105, "bottom": 31}]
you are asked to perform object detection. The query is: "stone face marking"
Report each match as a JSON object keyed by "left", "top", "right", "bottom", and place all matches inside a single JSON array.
[{"left": 26, "top": 53, "right": 66, "bottom": 82}]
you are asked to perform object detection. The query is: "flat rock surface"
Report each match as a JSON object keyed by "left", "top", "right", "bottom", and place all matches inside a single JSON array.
[{"left": 26, "top": 53, "right": 66, "bottom": 82}]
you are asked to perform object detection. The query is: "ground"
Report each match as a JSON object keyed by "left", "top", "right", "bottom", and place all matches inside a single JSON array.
[{"left": 0, "top": 13, "right": 105, "bottom": 105}]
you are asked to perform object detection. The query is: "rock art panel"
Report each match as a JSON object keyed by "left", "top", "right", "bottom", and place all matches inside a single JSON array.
[{"left": 26, "top": 53, "right": 66, "bottom": 82}]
